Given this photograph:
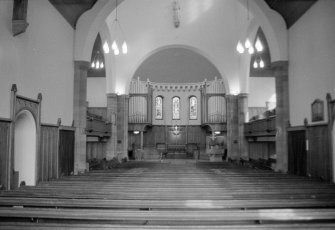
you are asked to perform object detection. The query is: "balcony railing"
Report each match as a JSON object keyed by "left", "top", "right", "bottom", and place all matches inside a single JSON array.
[{"left": 245, "top": 116, "right": 276, "bottom": 137}]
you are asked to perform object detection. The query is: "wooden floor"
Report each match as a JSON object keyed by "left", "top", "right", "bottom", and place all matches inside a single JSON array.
[{"left": 1, "top": 160, "right": 335, "bottom": 229}]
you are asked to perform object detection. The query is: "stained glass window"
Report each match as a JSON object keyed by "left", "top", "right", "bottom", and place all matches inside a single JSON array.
[
  {"left": 172, "top": 97, "right": 180, "bottom": 120},
  {"left": 155, "top": 96, "right": 163, "bottom": 119},
  {"left": 189, "top": 96, "right": 197, "bottom": 119}
]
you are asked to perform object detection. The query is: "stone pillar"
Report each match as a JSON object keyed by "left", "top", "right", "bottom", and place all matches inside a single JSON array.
[
  {"left": 117, "top": 95, "right": 129, "bottom": 160},
  {"left": 226, "top": 95, "right": 239, "bottom": 160},
  {"left": 238, "top": 93, "right": 249, "bottom": 160},
  {"left": 106, "top": 93, "right": 118, "bottom": 160},
  {"left": 73, "top": 61, "right": 90, "bottom": 174},
  {"left": 273, "top": 61, "right": 289, "bottom": 173}
]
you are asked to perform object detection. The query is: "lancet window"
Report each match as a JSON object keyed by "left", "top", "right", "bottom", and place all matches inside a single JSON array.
[
  {"left": 189, "top": 96, "right": 197, "bottom": 120},
  {"left": 155, "top": 96, "right": 163, "bottom": 119},
  {"left": 172, "top": 96, "right": 180, "bottom": 120}
]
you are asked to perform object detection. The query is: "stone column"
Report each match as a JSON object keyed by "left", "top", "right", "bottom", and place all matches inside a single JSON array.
[
  {"left": 238, "top": 93, "right": 248, "bottom": 160},
  {"left": 226, "top": 94, "right": 239, "bottom": 160},
  {"left": 106, "top": 93, "right": 118, "bottom": 160},
  {"left": 117, "top": 95, "right": 129, "bottom": 160},
  {"left": 273, "top": 61, "right": 289, "bottom": 173},
  {"left": 73, "top": 61, "right": 90, "bottom": 174}
]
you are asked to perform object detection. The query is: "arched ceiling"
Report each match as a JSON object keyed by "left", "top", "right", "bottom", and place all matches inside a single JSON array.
[
  {"left": 50, "top": 0, "right": 317, "bottom": 29},
  {"left": 61, "top": 0, "right": 293, "bottom": 94},
  {"left": 133, "top": 47, "right": 222, "bottom": 83}
]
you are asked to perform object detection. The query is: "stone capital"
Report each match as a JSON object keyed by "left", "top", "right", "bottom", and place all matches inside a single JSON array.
[
  {"left": 118, "top": 94, "right": 130, "bottom": 100},
  {"left": 237, "top": 93, "right": 248, "bottom": 99},
  {"left": 74, "top": 60, "right": 90, "bottom": 70},
  {"left": 107, "top": 93, "right": 118, "bottom": 99},
  {"left": 271, "top": 61, "right": 288, "bottom": 72}
]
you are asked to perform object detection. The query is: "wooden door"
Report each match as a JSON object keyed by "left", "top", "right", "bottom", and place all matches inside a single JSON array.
[
  {"left": 58, "top": 130, "right": 75, "bottom": 177},
  {"left": 288, "top": 130, "right": 307, "bottom": 176}
]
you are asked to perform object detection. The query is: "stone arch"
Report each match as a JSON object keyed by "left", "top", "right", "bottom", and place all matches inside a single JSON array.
[
  {"left": 237, "top": 0, "right": 288, "bottom": 62},
  {"left": 126, "top": 44, "right": 229, "bottom": 94},
  {"left": 75, "top": 0, "right": 287, "bottom": 95}
]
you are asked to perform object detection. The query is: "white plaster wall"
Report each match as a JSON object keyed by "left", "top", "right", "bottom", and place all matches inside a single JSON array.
[
  {"left": 0, "top": 0, "right": 74, "bottom": 125},
  {"left": 152, "top": 90, "right": 201, "bottom": 126},
  {"left": 14, "top": 111, "right": 36, "bottom": 186},
  {"left": 133, "top": 47, "right": 221, "bottom": 83},
  {"left": 248, "top": 77, "right": 275, "bottom": 107},
  {"left": 87, "top": 78, "right": 107, "bottom": 107},
  {"left": 289, "top": 0, "right": 335, "bottom": 126}
]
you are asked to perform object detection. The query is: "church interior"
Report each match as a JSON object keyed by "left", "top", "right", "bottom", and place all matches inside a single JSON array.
[{"left": 1, "top": 0, "right": 335, "bottom": 228}]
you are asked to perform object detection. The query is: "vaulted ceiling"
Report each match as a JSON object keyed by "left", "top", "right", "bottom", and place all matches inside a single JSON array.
[
  {"left": 49, "top": 0, "right": 318, "bottom": 29},
  {"left": 264, "top": 0, "right": 318, "bottom": 28},
  {"left": 49, "top": 0, "right": 97, "bottom": 28}
]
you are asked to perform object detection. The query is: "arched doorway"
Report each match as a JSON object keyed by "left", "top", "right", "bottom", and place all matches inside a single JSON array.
[{"left": 14, "top": 110, "right": 37, "bottom": 186}]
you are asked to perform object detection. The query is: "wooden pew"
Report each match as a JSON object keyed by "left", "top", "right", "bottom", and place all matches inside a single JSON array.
[
  {"left": 2, "top": 222, "right": 335, "bottom": 230},
  {"left": 1, "top": 161, "right": 335, "bottom": 229},
  {"left": 1, "top": 197, "right": 335, "bottom": 210},
  {"left": 1, "top": 207, "right": 335, "bottom": 223}
]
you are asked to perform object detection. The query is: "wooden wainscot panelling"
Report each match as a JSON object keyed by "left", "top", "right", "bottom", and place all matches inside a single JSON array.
[
  {"left": 0, "top": 118, "right": 11, "bottom": 190},
  {"left": 248, "top": 142, "right": 275, "bottom": 160},
  {"left": 326, "top": 93, "right": 335, "bottom": 182},
  {"left": 39, "top": 123, "right": 59, "bottom": 183},
  {"left": 288, "top": 127, "right": 307, "bottom": 176},
  {"left": 306, "top": 122, "right": 330, "bottom": 181},
  {"left": 58, "top": 126, "right": 75, "bottom": 177},
  {"left": 187, "top": 126, "right": 207, "bottom": 149},
  {"left": 86, "top": 137, "right": 107, "bottom": 161}
]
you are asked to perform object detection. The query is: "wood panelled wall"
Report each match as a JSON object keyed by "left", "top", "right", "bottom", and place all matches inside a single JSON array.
[
  {"left": 245, "top": 116, "right": 276, "bottom": 161},
  {"left": 248, "top": 142, "right": 276, "bottom": 160},
  {"left": 0, "top": 120, "right": 10, "bottom": 188},
  {"left": 0, "top": 119, "right": 75, "bottom": 189},
  {"left": 38, "top": 124, "right": 59, "bottom": 182},
  {"left": 287, "top": 124, "right": 331, "bottom": 181},
  {"left": 129, "top": 126, "right": 207, "bottom": 149},
  {"left": 87, "top": 141, "right": 106, "bottom": 160},
  {"left": 306, "top": 124, "right": 330, "bottom": 181},
  {"left": 58, "top": 129, "right": 75, "bottom": 177}
]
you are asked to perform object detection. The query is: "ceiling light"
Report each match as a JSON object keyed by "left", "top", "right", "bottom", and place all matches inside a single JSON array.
[
  {"left": 111, "top": 0, "right": 128, "bottom": 56},
  {"left": 255, "top": 37, "right": 263, "bottom": 52},
  {"left": 236, "top": 41, "right": 245, "bottom": 54}
]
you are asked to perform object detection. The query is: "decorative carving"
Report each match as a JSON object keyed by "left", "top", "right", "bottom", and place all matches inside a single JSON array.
[
  {"left": 57, "top": 118, "right": 62, "bottom": 126},
  {"left": 304, "top": 118, "right": 308, "bottom": 126},
  {"left": 37, "top": 93, "right": 43, "bottom": 101},
  {"left": 15, "top": 96, "right": 39, "bottom": 116},
  {"left": 11, "top": 84, "right": 17, "bottom": 92},
  {"left": 311, "top": 99, "right": 324, "bottom": 122}
]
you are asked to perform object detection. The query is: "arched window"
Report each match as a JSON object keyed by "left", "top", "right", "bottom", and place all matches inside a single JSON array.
[
  {"left": 189, "top": 96, "right": 197, "bottom": 120},
  {"left": 155, "top": 96, "right": 163, "bottom": 119},
  {"left": 172, "top": 97, "right": 180, "bottom": 120}
]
